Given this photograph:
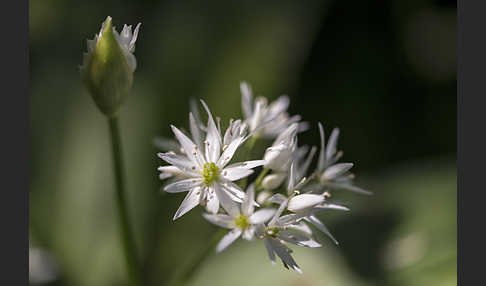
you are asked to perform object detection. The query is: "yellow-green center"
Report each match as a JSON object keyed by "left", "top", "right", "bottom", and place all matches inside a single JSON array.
[
  {"left": 265, "top": 227, "right": 279, "bottom": 238},
  {"left": 235, "top": 215, "right": 249, "bottom": 229},
  {"left": 202, "top": 162, "right": 220, "bottom": 185}
]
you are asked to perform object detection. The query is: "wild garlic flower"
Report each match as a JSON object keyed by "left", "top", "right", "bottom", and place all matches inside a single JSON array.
[
  {"left": 158, "top": 101, "right": 265, "bottom": 220},
  {"left": 156, "top": 82, "right": 370, "bottom": 274},
  {"left": 203, "top": 184, "right": 276, "bottom": 252},
  {"left": 80, "top": 16, "right": 141, "bottom": 117},
  {"left": 256, "top": 199, "right": 322, "bottom": 274},
  {"left": 240, "top": 82, "right": 304, "bottom": 139},
  {"left": 315, "top": 122, "right": 372, "bottom": 195}
]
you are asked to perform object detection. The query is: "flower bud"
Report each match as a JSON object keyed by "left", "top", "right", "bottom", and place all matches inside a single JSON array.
[
  {"left": 256, "top": 190, "right": 272, "bottom": 205},
  {"left": 263, "top": 144, "right": 293, "bottom": 170},
  {"left": 261, "top": 173, "right": 286, "bottom": 190},
  {"left": 80, "top": 16, "right": 141, "bottom": 117},
  {"left": 288, "top": 194, "right": 325, "bottom": 212}
]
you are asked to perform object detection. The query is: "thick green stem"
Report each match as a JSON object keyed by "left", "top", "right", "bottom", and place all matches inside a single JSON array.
[
  {"left": 108, "top": 117, "right": 141, "bottom": 286},
  {"left": 171, "top": 229, "right": 227, "bottom": 286}
]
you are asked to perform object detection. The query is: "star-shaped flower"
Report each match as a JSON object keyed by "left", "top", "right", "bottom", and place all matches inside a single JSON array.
[{"left": 158, "top": 101, "right": 265, "bottom": 220}]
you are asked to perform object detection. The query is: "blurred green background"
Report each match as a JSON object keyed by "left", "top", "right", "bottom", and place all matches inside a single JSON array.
[{"left": 29, "top": 0, "right": 456, "bottom": 285}]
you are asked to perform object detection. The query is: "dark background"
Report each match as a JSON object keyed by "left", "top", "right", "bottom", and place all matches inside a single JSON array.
[{"left": 29, "top": 0, "right": 456, "bottom": 285}]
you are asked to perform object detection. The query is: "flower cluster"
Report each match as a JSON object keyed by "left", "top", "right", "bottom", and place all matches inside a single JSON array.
[{"left": 157, "top": 82, "right": 371, "bottom": 273}]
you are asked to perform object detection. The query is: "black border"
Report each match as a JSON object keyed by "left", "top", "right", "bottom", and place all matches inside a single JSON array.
[
  {"left": 458, "top": 0, "right": 486, "bottom": 285},
  {"left": 2, "top": 0, "right": 29, "bottom": 284}
]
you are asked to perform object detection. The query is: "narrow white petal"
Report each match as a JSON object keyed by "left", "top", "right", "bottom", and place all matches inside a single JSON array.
[
  {"left": 287, "top": 162, "right": 297, "bottom": 194},
  {"left": 157, "top": 152, "right": 198, "bottom": 175},
  {"left": 202, "top": 213, "right": 235, "bottom": 229},
  {"left": 170, "top": 125, "right": 202, "bottom": 167},
  {"left": 305, "top": 215, "right": 339, "bottom": 245},
  {"left": 214, "top": 183, "right": 240, "bottom": 217},
  {"left": 316, "top": 203, "right": 350, "bottom": 212},
  {"left": 241, "top": 184, "right": 255, "bottom": 216},
  {"left": 288, "top": 194, "right": 325, "bottom": 212},
  {"left": 217, "top": 136, "right": 243, "bottom": 168},
  {"left": 240, "top": 82, "right": 253, "bottom": 119},
  {"left": 264, "top": 238, "right": 276, "bottom": 264},
  {"left": 220, "top": 180, "right": 246, "bottom": 202},
  {"left": 248, "top": 208, "right": 276, "bottom": 224},
  {"left": 326, "top": 128, "right": 340, "bottom": 164},
  {"left": 317, "top": 122, "right": 326, "bottom": 171},
  {"left": 222, "top": 167, "right": 254, "bottom": 181},
  {"left": 323, "top": 163, "right": 354, "bottom": 180},
  {"left": 216, "top": 229, "right": 242, "bottom": 253},
  {"left": 298, "top": 146, "right": 317, "bottom": 181},
  {"left": 164, "top": 178, "right": 202, "bottom": 193},
  {"left": 200, "top": 100, "right": 222, "bottom": 163},
  {"left": 173, "top": 189, "right": 201, "bottom": 220},
  {"left": 267, "top": 95, "right": 290, "bottom": 117},
  {"left": 268, "top": 199, "right": 288, "bottom": 227},
  {"left": 206, "top": 191, "right": 220, "bottom": 214},
  {"left": 226, "top": 160, "right": 266, "bottom": 170},
  {"left": 323, "top": 183, "right": 373, "bottom": 195},
  {"left": 242, "top": 226, "right": 255, "bottom": 240},
  {"left": 189, "top": 112, "right": 204, "bottom": 152},
  {"left": 267, "top": 238, "right": 302, "bottom": 274},
  {"left": 153, "top": 137, "right": 180, "bottom": 152},
  {"left": 278, "top": 231, "right": 321, "bottom": 248},
  {"left": 268, "top": 193, "right": 287, "bottom": 204}
]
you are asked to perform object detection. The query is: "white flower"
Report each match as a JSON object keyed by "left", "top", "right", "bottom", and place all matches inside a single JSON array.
[
  {"left": 203, "top": 184, "right": 276, "bottom": 252},
  {"left": 263, "top": 123, "right": 298, "bottom": 171},
  {"left": 158, "top": 100, "right": 265, "bottom": 220},
  {"left": 257, "top": 199, "right": 322, "bottom": 274},
  {"left": 316, "top": 122, "right": 372, "bottom": 195},
  {"left": 240, "top": 82, "right": 304, "bottom": 138}
]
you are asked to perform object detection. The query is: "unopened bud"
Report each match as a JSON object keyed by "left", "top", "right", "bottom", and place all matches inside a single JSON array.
[{"left": 80, "top": 16, "right": 141, "bottom": 117}]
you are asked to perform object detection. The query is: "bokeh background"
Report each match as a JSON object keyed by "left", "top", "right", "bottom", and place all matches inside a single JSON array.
[{"left": 29, "top": 0, "right": 456, "bottom": 285}]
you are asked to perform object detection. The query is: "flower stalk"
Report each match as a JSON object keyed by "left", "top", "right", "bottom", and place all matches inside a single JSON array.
[{"left": 109, "top": 117, "right": 141, "bottom": 286}]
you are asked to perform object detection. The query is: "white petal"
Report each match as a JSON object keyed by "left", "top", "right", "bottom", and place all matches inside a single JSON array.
[
  {"left": 264, "top": 238, "right": 276, "bottom": 264},
  {"left": 216, "top": 229, "right": 242, "bottom": 253},
  {"left": 248, "top": 208, "right": 276, "bottom": 224},
  {"left": 264, "top": 144, "right": 292, "bottom": 171},
  {"left": 157, "top": 152, "right": 198, "bottom": 175},
  {"left": 200, "top": 100, "right": 222, "bottom": 163},
  {"left": 220, "top": 181, "right": 246, "bottom": 202},
  {"left": 286, "top": 221, "right": 313, "bottom": 236},
  {"left": 287, "top": 162, "right": 297, "bottom": 194},
  {"left": 217, "top": 136, "right": 243, "bottom": 168},
  {"left": 326, "top": 128, "right": 340, "bottom": 164},
  {"left": 317, "top": 122, "right": 326, "bottom": 171},
  {"left": 267, "top": 95, "right": 290, "bottom": 116},
  {"left": 222, "top": 167, "right": 254, "bottom": 181},
  {"left": 316, "top": 203, "right": 350, "bottom": 212},
  {"left": 202, "top": 213, "right": 235, "bottom": 229},
  {"left": 158, "top": 166, "right": 184, "bottom": 180},
  {"left": 206, "top": 189, "right": 220, "bottom": 214},
  {"left": 153, "top": 137, "right": 180, "bottom": 152},
  {"left": 267, "top": 238, "right": 302, "bottom": 274},
  {"left": 164, "top": 178, "right": 202, "bottom": 193},
  {"left": 323, "top": 183, "right": 373, "bottom": 195},
  {"left": 173, "top": 189, "right": 201, "bottom": 220},
  {"left": 240, "top": 82, "right": 253, "bottom": 119},
  {"left": 241, "top": 184, "right": 255, "bottom": 216},
  {"left": 225, "top": 160, "right": 266, "bottom": 169},
  {"left": 267, "top": 193, "right": 287, "bottom": 204},
  {"left": 242, "top": 226, "right": 255, "bottom": 240},
  {"left": 323, "top": 163, "right": 354, "bottom": 180},
  {"left": 189, "top": 112, "right": 204, "bottom": 151},
  {"left": 298, "top": 146, "right": 317, "bottom": 181},
  {"left": 288, "top": 194, "right": 325, "bottom": 212},
  {"left": 278, "top": 231, "right": 321, "bottom": 248},
  {"left": 214, "top": 183, "right": 240, "bottom": 217},
  {"left": 170, "top": 126, "right": 202, "bottom": 167},
  {"left": 268, "top": 199, "right": 288, "bottom": 227},
  {"left": 305, "top": 215, "right": 338, "bottom": 245}
]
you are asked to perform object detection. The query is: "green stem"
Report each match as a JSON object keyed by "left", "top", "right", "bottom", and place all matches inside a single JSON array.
[
  {"left": 254, "top": 168, "right": 270, "bottom": 191},
  {"left": 171, "top": 229, "right": 227, "bottom": 286},
  {"left": 108, "top": 117, "right": 141, "bottom": 286},
  {"left": 239, "top": 136, "right": 259, "bottom": 189}
]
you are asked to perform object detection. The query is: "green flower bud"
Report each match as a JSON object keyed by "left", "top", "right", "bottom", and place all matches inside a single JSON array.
[{"left": 80, "top": 16, "right": 141, "bottom": 117}]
